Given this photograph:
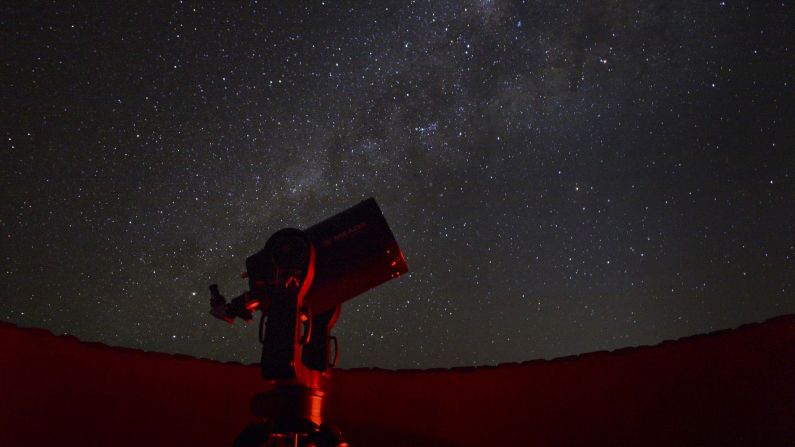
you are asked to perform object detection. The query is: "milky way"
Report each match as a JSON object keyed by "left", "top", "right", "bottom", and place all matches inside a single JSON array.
[{"left": 3, "top": 1, "right": 794, "bottom": 368}]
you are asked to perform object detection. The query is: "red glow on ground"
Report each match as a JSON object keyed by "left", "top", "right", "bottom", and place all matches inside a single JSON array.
[{"left": 1, "top": 317, "right": 794, "bottom": 446}]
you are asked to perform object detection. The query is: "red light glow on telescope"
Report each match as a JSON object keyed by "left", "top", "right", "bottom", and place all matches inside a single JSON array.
[
  {"left": 285, "top": 276, "right": 300, "bottom": 288},
  {"left": 245, "top": 300, "right": 261, "bottom": 311}
]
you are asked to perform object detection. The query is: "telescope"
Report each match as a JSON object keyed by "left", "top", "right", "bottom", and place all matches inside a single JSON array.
[{"left": 209, "top": 198, "right": 408, "bottom": 446}]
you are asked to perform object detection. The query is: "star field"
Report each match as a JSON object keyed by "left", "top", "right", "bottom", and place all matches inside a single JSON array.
[{"left": 2, "top": 1, "right": 794, "bottom": 368}]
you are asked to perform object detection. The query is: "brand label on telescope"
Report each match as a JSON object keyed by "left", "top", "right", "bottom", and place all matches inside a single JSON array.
[{"left": 322, "top": 221, "right": 368, "bottom": 247}]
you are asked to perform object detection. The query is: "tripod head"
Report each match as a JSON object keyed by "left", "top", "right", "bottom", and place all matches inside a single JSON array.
[{"left": 208, "top": 198, "right": 407, "bottom": 444}]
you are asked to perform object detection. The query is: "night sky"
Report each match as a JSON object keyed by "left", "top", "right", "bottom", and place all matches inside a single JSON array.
[{"left": 3, "top": 1, "right": 793, "bottom": 369}]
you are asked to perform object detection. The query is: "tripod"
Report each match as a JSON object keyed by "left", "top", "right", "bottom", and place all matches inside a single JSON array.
[{"left": 233, "top": 386, "right": 347, "bottom": 447}]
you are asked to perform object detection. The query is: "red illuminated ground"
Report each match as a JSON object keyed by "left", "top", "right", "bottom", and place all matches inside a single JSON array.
[{"left": 1, "top": 316, "right": 794, "bottom": 446}]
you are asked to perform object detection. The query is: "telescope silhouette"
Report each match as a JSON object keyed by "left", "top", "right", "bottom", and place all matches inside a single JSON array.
[{"left": 209, "top": 198, "right": 408, "bottom": 446}]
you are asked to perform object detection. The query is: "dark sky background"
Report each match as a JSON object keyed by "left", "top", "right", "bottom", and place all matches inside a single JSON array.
[{"left": 3, "top": 1, "right": 793, "bottom": 369}]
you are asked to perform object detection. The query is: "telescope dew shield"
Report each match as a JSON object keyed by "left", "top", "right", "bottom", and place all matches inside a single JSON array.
[{"left": 304, "top": 197, "right": 408, "bottom": 314}]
